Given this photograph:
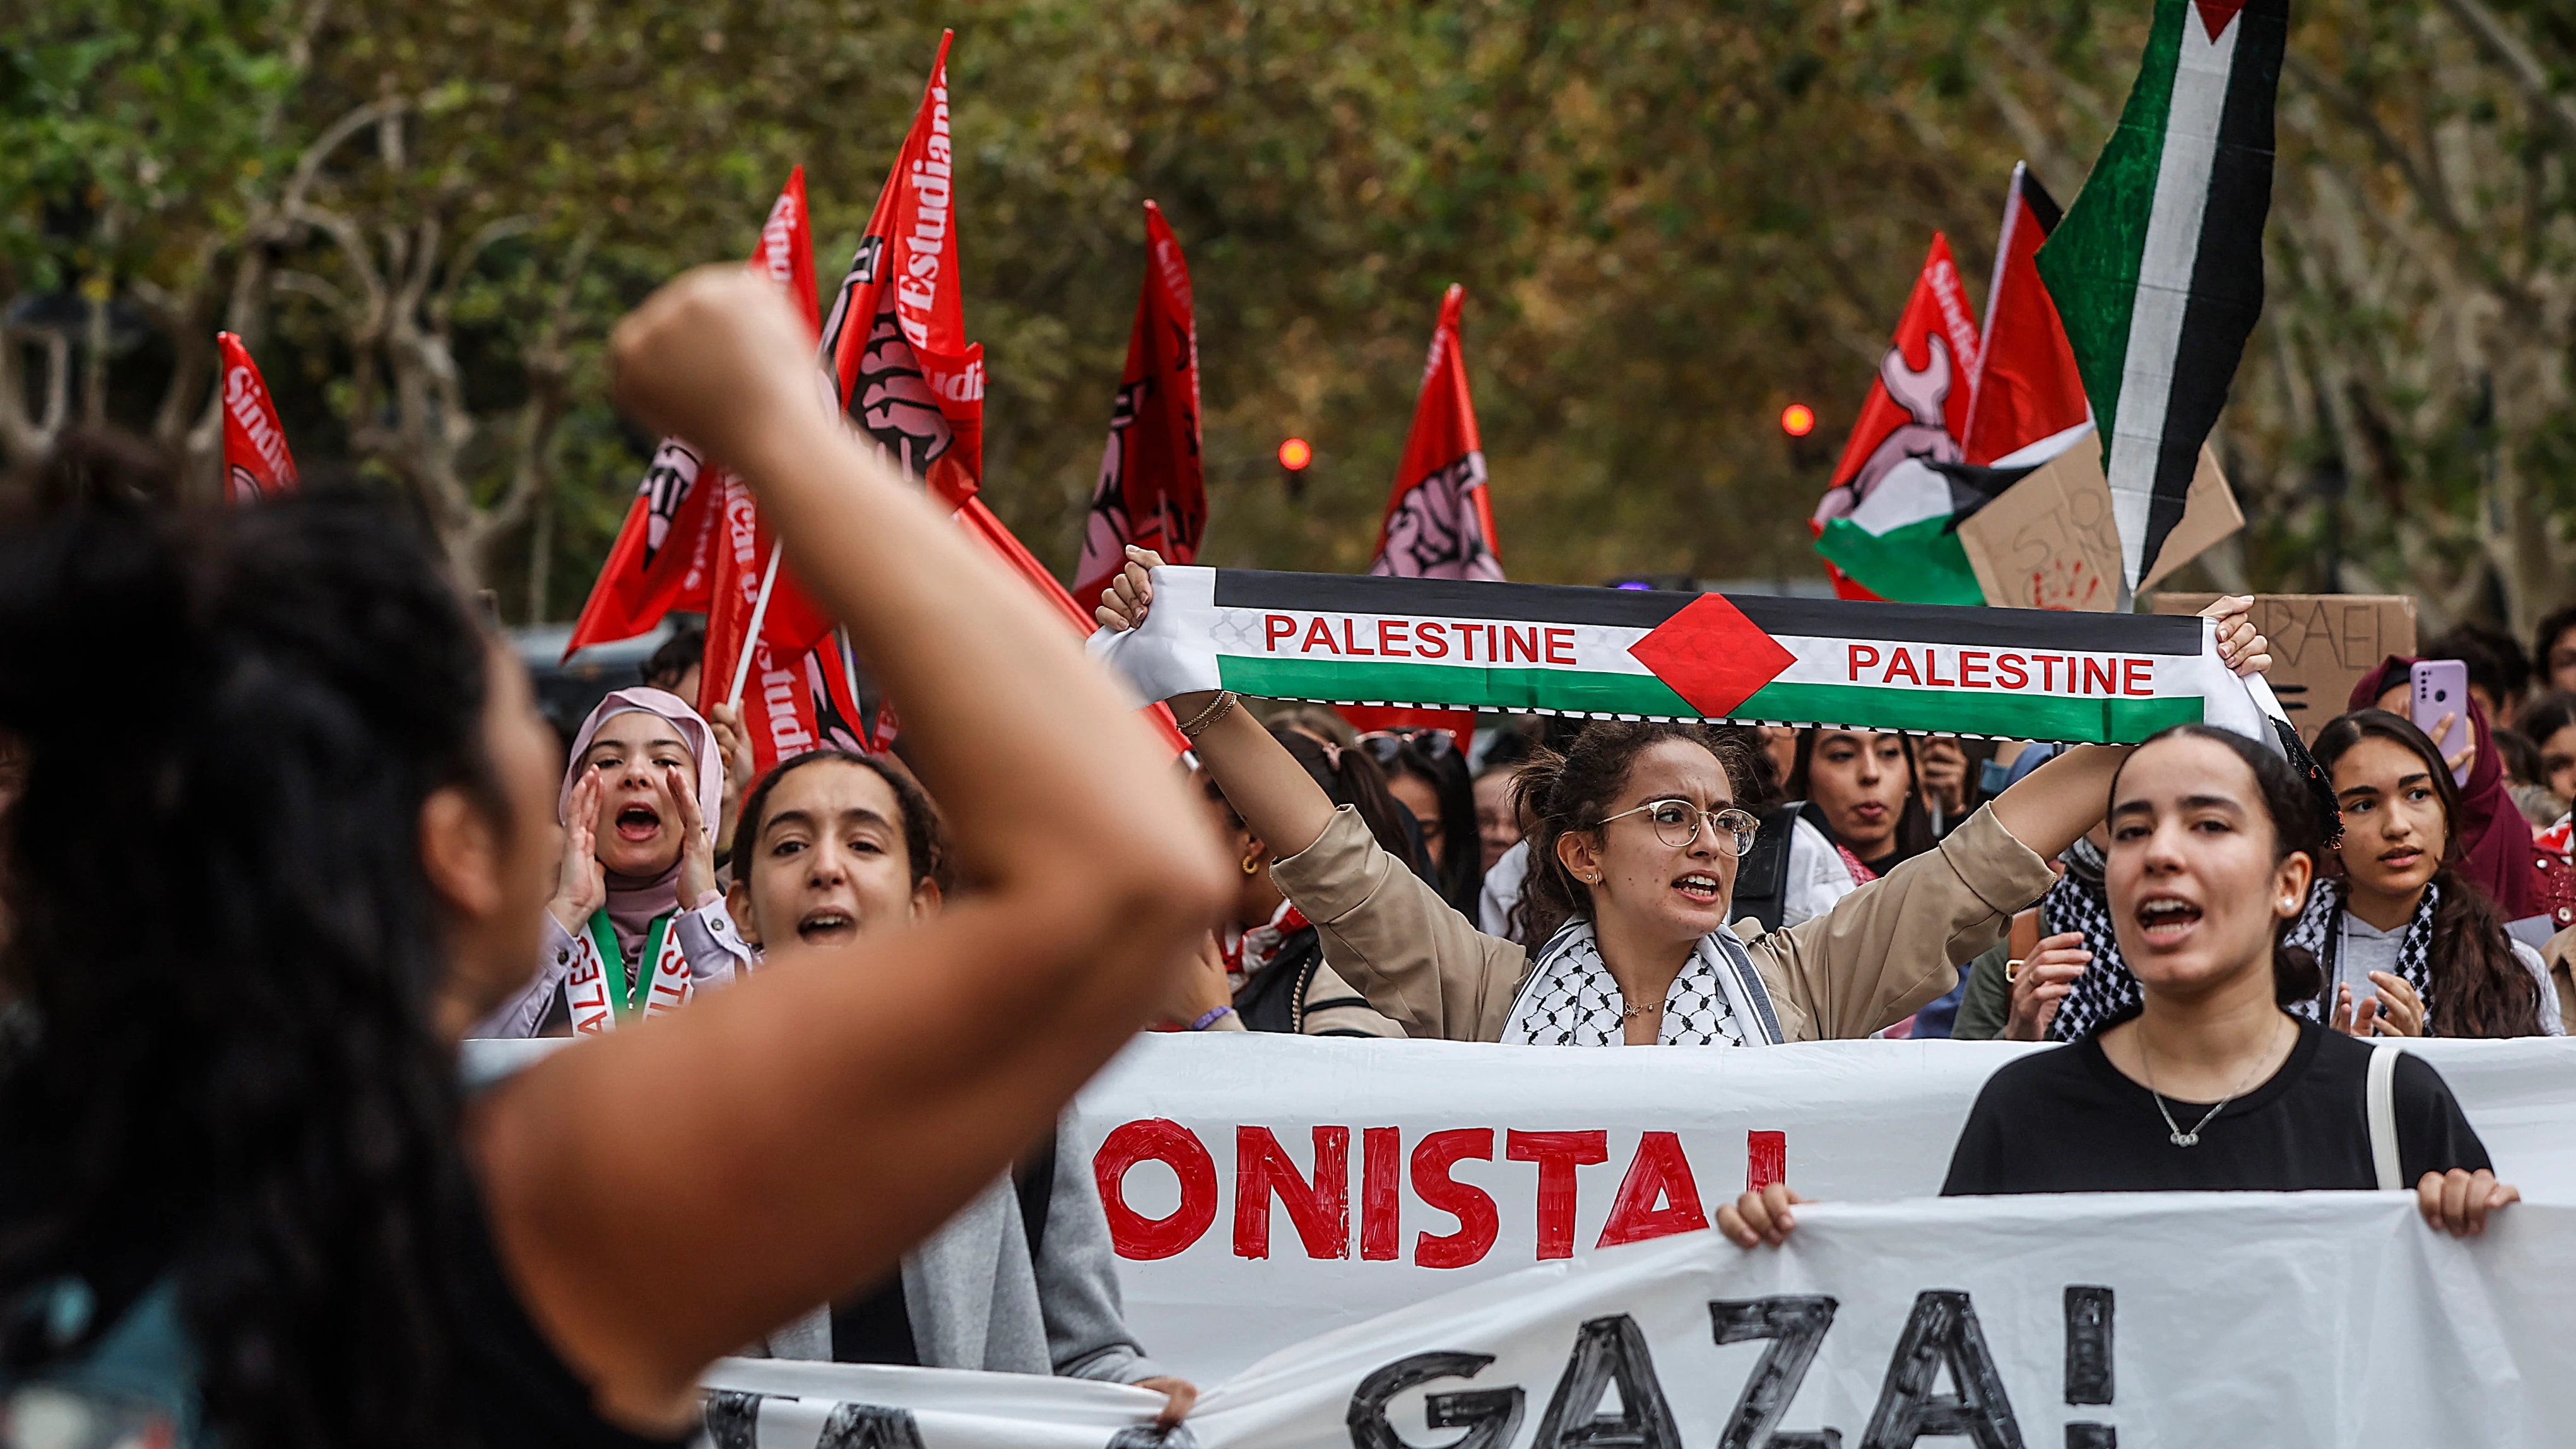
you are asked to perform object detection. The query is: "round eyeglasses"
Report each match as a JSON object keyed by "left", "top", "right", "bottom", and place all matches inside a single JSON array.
[{"left": 1596, "top": 799, "right": 1761, "bottom": 856}]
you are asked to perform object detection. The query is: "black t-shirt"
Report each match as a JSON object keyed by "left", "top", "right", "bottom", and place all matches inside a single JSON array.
[
  {"left": 451, "top": 1188, "right": 695, "bottom": 1449},
  {"left": 1942, "top": 1012, "right": 2491, "bottom": 1196},
  {"left": 0, "top": 1178, "right": 688, "bottom": 1449}
]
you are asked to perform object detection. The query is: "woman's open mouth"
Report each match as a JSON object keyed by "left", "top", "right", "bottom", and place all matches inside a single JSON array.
[
  {"left": 797, "top": 908, "right": 858, "bottom": 945},
  {"left": 2378, "top": 847, "right": 2423, "bottom": 871},
  {"left": 1672, "top": 872, "right": 1722, "bottom": 904},
  {"left": 2135, "top": 896, "right": 2202, "bottom": 947},
  {"left": 614, "top": 803, "right": 663, "bottom": 843}
]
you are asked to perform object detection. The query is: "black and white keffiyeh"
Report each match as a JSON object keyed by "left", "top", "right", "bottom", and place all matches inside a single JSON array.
[
  {"left": 1501, "top": 918, "right": 1784, "bottom": 1046},
  {"left": 2047, "top": 864, "right": 2438, "bottom": 1041},
  {"left": 2044, "top": 839, "right": 2132, "bottom": 1043},
  {"left": 2283, "top": 880, "right": 2436, "bottom": 1020}
]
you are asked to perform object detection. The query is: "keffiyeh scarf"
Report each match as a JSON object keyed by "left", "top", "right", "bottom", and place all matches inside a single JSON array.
[
  {"left": 2284, "top": 880, "right": 2436, "bottom": 1021},
  {"left": 2047, "top": 860, "right": 2438, "bottom": 1041},
  {"left": 1501, "top": 918, "right": 1784, "bottom": 1046}
]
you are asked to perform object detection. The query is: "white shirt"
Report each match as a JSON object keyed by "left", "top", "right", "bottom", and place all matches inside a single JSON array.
[{"left": 2332, "top": 910, "right": 2564, "bottom": 1036}]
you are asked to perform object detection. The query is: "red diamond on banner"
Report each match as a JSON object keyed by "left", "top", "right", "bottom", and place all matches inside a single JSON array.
[{"left": 1627, "top": 593, "right": 1796, "bottom": 718}]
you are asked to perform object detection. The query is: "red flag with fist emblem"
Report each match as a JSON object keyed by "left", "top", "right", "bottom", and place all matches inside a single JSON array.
[
  {"left": 818, "top": 30, "right": 984, "bottom": 507},
  {"left": 216, "top": 332, "right": 297, "bottom": 503},
  {"left": 1073, "top": 200, "right": 1204, "bottom": 603},
  {"left": 1370, "top": 285, "right": 1501, "bottom": 583},
  {"left": 1351, "top": 285, "right": 1501, "bottom": 744},
  {"left": 566, "top": 168, "right": 818, "bottom": 656}
]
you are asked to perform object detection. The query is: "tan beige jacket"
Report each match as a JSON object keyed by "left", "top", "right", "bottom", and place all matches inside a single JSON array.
[{"left": 1270, "top": 803, "right": 2057, "bottom": 1043}]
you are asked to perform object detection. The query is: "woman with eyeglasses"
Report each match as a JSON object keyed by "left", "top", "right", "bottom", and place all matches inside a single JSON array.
[
  {"left": 1359, "top": 729, "right": 1484, "bottom": 914},
  {"left": 1097, "top": 548, "right": 2270, "bottom": 1046}
]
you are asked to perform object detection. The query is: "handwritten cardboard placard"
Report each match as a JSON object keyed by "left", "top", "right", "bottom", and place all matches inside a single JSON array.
[
  {"left": 2149, "top": 592, "right": 2417, "bottom": 740},
  {"left": 1959, "top": 431, "right": 2243, "bottom": 610}
]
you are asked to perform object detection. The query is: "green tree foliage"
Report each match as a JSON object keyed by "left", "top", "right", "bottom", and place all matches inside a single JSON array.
[{"left": 7, "top": 0, "right": 2571, "bottom": 632}]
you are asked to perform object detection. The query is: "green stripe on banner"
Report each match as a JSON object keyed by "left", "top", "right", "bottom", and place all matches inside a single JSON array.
[
  {"left": 1737, "top": 683, "right": 2203, "bottom": 742},
  {"left": 1219, "top": 662, "right": 2207, "bottom": 743},
  {"left": 1813, "top": 516, "right": 1985, "bottom": 607},
  {"left": 1219, "top": 658, "right": 1696, "bottom": 717}
]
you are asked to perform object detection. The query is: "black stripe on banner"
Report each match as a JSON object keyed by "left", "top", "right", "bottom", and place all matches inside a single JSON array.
[
  {"left": 2144, "top": 0, "right": 2287, "bottom": 584},
  {"left": 1214, "top": 570, "right": 1693, "bottom": 627},
  {"left": 1207, "top": 570, "right": 2206, "bottom": 654}
]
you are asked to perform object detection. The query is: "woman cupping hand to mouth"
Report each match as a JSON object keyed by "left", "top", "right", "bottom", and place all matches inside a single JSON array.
[{"left": 475, "top": 687, "right": 753, "bottom": 1038}]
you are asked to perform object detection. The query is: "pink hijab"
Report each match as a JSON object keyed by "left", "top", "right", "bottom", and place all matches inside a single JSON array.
[{"left": 561, "top": 687, "right": 726, "bottom": 953}]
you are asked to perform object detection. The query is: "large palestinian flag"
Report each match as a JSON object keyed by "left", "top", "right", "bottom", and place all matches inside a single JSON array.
[
  {"left": 2036, "top": 0, "right": 2288, "bottom": 593},
  {"left": 1092, "top": 568, "right": 2270, "bottom": 745}
]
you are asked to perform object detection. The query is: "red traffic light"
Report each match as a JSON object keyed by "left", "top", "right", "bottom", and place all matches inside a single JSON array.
[
  {"left": 1780, "top": 403, "right": 1817, "bottom": 438},
  {"left": 1277, "top": 437, "right": 1314, "bottom": 471}
]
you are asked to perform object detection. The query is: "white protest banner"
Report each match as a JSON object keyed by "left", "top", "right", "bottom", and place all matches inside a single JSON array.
[
  {"left": 702, "top": 1193, "right": 2576, "bottom": 1449},
  {"left": 1063, "top": 1034, "right": 2576, "bottom": 1381}
]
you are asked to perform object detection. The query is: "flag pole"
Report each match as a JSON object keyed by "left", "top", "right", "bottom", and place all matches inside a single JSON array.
[{"left": 726, "top": 540, "right": 784, "bottom": 711}]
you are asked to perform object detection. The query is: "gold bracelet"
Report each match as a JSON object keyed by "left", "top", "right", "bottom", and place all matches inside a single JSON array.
[{"left": 1176, "top": 690, "right": 1241, "bottom": 740}]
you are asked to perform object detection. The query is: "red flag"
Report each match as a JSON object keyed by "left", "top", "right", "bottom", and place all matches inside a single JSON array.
[
  {"left": 1960, "top": 163, "right": 2091, "bottom": 466},
  {"left": 820, "top": 31, "right": 985, "bottom": 507},
  {"left": 216, "top": 333, "right": 297, "bottom": 502},
  {"left": 1370, "top": 285, "right": 1501, "bottom": 582},
  {"left": 957, "top": 495, "right": 1190, "bottom": 755},
  {"left": 1073, "top": 200, "right": 1204, "bottom": 603},
  {"left": 1352, "top": 285, "right": 1499, "bottom": 745},
  {"left": 565, "top": 169, "right": 817, "bottom": 657},
  {"left": 1807, "top": 234, "right": 1983, "bottom": 603}
]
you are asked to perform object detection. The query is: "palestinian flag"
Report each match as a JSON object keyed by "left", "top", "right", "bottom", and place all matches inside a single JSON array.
[
  {"left": 1809, "top": 235, "right": 1988, "bottom": 606},
  {"left": 1093, "top": 568, "right": 2270, "bottom": 745},
  {"left": 2036, "top": 0, "right": 2288, "bottom": 593},
  {"left": 1074, "top": 200, "right": 1205, "bottom": 605},
  {"left": 1960, "top": 163, "right": 2094, "bottom": 468},
  {"left": 564, "top": 168, "right": 815, "bottom": 656},
  {"left": 216, "top": 332, "right": 297, "bottom": 502},
  {"left": 818, "top": 30, "right": 984, "bottom": 506}
]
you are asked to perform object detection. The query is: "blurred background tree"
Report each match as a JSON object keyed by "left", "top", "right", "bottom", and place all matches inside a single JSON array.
[{"left": 5, "top": 0, "right": 2570, "bottom": 633}]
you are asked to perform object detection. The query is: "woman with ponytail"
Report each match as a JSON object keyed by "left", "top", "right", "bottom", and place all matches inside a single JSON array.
[
  {"left": 2305, "top": 711, "right": 2556, "bottom": 1038},
  {"left": 0, "top": 269, "right": 1224, "bottom": 1447},
  {"left": 1723, "top": 725, "right": 2516, "bottom": 1249},
  {"left": 1097, "top": 548, "right": 2271, "bottom": 1047}
]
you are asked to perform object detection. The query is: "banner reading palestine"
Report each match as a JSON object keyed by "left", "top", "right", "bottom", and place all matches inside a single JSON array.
[{"left": 1090, "top": 567, "right": 2272, "bottom": 744}]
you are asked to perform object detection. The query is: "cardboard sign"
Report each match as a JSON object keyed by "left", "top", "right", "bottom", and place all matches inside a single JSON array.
[
  {"left": 2148, "top": 592, "right": 2417, "bottom": 738},
  {"left": 1958, "top": 433, "right": 2242, "bottom": 610}
]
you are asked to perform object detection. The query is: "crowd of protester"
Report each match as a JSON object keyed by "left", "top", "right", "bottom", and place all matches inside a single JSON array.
[{"left": 0, "top": 267, "right": 2559, "bottom": 1445}]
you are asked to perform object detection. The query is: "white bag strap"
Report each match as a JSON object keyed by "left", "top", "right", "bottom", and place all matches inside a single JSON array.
[{"left": 2366, "top": 1043, "right": 2404, "bottom": 1191}]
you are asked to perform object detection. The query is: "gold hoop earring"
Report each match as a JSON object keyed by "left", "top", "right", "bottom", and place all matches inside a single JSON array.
[{"left": 1241, "top": 855, "right": 1262, "bottom": 876}]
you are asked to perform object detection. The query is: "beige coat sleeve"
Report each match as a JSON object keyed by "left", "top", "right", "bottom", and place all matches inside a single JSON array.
[
  {"left": 1743, "top": 803, "right": 2058, "bottom": 1041},
  {"left": 1269, "top": 806, "right": 1530, "bottom": 1041}
]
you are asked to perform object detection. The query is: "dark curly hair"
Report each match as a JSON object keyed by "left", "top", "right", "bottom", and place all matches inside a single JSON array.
[
  {"left": 0, "top": 494, "right": 495, "bottom": 1448},
  {"left": 1512, "top": 721, "right": 1753, "bottom": 947}
]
